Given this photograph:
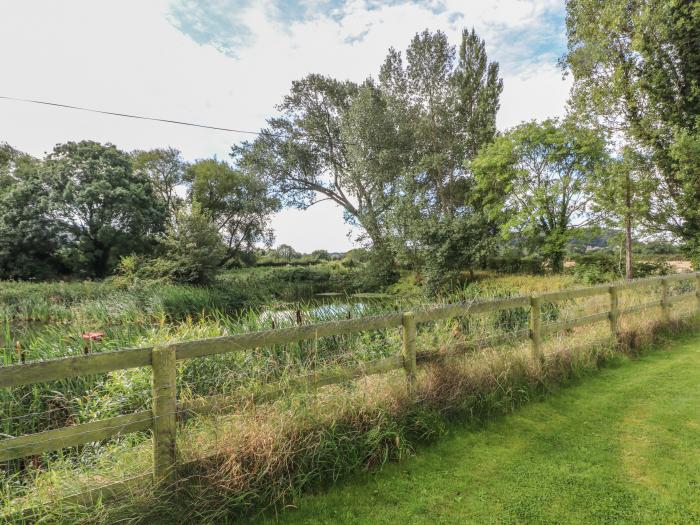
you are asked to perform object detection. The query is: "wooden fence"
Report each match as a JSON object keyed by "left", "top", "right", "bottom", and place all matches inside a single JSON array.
[{"left": 2, "top": 272, "right": 700, "bottom": 513}]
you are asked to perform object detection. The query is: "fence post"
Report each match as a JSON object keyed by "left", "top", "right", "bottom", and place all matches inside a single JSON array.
[
  {"left": 401, "top": 312, "right": 417, "bottom": 391},
  {"left": 695, "top": 273, "right": 700, "bottom": 314},
  {"left": 529, "top": 296, "right": 543, "bottom": 361},
  {"left": 152, "top": 345, "right": 177, "bottom": 488},
  {"left": 608, "top": 285, "right": 619, "bottom": 338},
  {"left": 661, "top": 278, "right": 670, "bottom": 324}
]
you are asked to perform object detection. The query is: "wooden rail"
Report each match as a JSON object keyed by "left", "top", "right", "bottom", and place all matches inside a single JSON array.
[{"left": 1, "top": 271, "right": 699, "bottom": 515}]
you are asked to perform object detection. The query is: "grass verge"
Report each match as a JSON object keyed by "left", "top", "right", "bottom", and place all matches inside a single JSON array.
[
  {"left": 253, "top": 330, "right": 700, "bottom": 524},
  {"left": 14, "top": 307, "right": 698, "bottom": 524}
]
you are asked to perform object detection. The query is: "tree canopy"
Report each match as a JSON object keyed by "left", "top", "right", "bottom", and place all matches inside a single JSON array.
[
  {"left": 473, "top": 119, "right": 608, "bottom": 272},
  {"left": 45, "top": 141, "right": 166, "bottom": 277},
  {"left": 187, "top": 158, "right": 280, "bottom": 266},
  {"left": 563, "top": 0, "right": 700, "bottom": 259}
]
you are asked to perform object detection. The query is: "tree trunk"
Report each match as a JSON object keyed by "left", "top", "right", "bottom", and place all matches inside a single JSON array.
[
  {"left": 551, "top": 250, "right": 565, "bottom": 274},
  {"left": 93, "top": 241, "right": 111, "bottom": 278},
  {"left": 624, "top": 171, "right": 633, "bottom": 280},
  {"left": 625, "top": 214, "right": 633, "bottom": 280}
]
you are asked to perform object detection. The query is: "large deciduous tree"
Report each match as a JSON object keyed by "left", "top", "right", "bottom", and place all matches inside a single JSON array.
[
  {"left": 379, "top": 29, "right": 503, "bottom": 289},
  {"left": 233, "top": 74, "right": 403, "bottom": 282},
  {"left": 473, "top": 119, "right": 608, "bottom": 272},
  {"left": 380, "top": 28, "right": 502, "bottom": 218},
  {"left": 131, "top": 147, "right": 186, "bottom": 223},
  {"left": 186, "top": 158, "right": 279, "bottom": 266},
  {"left": 234, "top": 28, "right": 502, "bottom": 290},
  {"left": 46, "top": 141, "right": 166, "bottom": 277},
  {"left": 0, "top": 147, "right": 65, "bottom": 279},
  {"left": 563, "top": 0, "right": 700, "bottom": 259}
]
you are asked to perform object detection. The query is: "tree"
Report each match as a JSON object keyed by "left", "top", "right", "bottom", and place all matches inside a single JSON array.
[
  {"left": 563, "top": 0, "right": 700, "bottom": 259},
  {"left": 46, "top": 141, "right": 166, "bottom": 277},
  {"left": 0, "top": 149, "right": 65, "bottom": 279},
  {"left": 186, "top": 158, "right": 279, "bottom": 266},
  {"left": 157, "top": 203, "right": 227, "bottom": 284},
  {"left": 233, "top": 74, "right": 403, "bottom": 276},
  {"left": 380, "top": 28, "right": 502, "bottom": 217},
  {"left": 590, "top": 147, "right": 655, "bottom": 279},
  {"left": 379, "top": 29, "right": 503, "bottom": 282},
  {"left": 311, "top": 249, "right": 330, "bottom": 261},
  {"left": 473, "top": 119, "right": 608, "bottom": 272},
  {"left": 233, "top": 28, "right": 502, "bottom": 287},
  {"left": 131, "top": 147, "right": 186, "bottom": 223},
  {"left": 275, "top": 244, "right": 298, "bottom": 261}
]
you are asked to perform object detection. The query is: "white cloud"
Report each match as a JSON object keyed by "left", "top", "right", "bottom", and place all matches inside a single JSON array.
[{"left": 0, "top": 0, "right": 570, "bottom": 252}]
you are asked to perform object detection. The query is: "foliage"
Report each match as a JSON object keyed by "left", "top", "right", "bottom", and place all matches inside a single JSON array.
[
  {"left": 310, "top": 249, "right": 331, "bottom": 261},
  {"left": 570, "top": 251, "right": 671, "bottom": 284},
  {"left": 235, "top": 28, "right": 502, "bottom": 281},
  {"left": 380, "top": 29, "right": 503, "bottom": 279},
  {"left": 589, "top": 147, "right": 656, "bottom": 278},
  {"left": 46, "top": 141, "right": 166, "bottom": 277},
  {"left": 483, "top": 254, "right": 544, "bottom": 275},
  {"left": 142, "top": 204, "right": 228, "bottom": 285},
  {"left": 131, "top": 147, "right": 186, "bottom": 223},
  {"left": 473, "top": 119, "right": 608, "bottom": 272},
  {"left": 0, "top": 152, "right": 66, "bottom": 279},
  {"left": 571, "top": 252, "right": 621, "bottom": 284},
  {"left": 233, "top": 74, "right": 401, "bottom": 263},
  {"left": 563, "top": 0, "right": 700, "bottom": 258},
  {"left": 187, "top": 158, "right": 279, "bottom": 267}
]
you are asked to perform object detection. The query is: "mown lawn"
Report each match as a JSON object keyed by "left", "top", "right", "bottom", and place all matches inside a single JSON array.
[{"left": 254, "top": 333, "right": 700, "bottom": 524}]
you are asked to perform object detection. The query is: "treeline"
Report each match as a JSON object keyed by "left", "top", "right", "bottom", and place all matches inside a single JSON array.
[
  {"left": 0, "top": 143, "right": 279, "bottom": 282},
  {"left": 1, "top": 0, "right": 698, "bottom": 291}
]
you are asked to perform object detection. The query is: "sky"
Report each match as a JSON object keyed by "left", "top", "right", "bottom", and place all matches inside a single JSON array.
[{"left": 0, "top": 0, "right": 571, "bottom": 253}]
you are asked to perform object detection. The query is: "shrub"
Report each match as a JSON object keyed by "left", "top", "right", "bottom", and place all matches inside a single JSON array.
[
  {"left": 571, "top": 252, "right": 619, "bottom": 284},
  {"left": 571, "top": 252, "right": 671, "bottom": 284},
  {"left": 484, "top": 254, "right": 544, "bottom": 274}
]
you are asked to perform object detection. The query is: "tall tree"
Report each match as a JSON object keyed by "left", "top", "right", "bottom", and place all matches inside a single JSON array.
[
  {"left": 0, "top": 148, "right": 65, "bottom": 279},
  {"left": 380, "top": 28, "right": 502, "bottom": 217},
  {"left": 131, "top": 147, "right": 186, "bottom": 223},
  {"left": 590, "top": 146, "right": 655, "bottom": 279},
  {"left": 563, "top": 0, "right": 700, "bottom": 259},
  {"left": 46, "top": 141, "right": 165, "bottom": 277},
  {"left": 379, "top": 28, "right": 503, "bottom": 287},
  {"left": 473, "top": 119, "right": 608, "bottom": 272},
  {"left": 233, "top": 74, "right": 404, "bottom": 281},
  {"left": 186, "top": 158, "right": 279, "bottom": 266}
]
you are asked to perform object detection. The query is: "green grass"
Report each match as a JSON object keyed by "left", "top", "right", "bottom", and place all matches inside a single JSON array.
[{"left": 254, "top": 333, "right": 700, "bottom": 525}]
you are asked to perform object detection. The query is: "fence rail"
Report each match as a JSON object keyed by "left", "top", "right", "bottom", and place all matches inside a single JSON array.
[{"left": 2, "top": 272, "right": 700, "bottom": 515}]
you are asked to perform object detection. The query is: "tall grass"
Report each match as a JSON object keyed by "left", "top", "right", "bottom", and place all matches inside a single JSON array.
[
  {"left": 1, "top": 272, "right": 697, "bottom": 523},
  {"left": 7, "top": 303, "right": 697, "bottom": 524}
]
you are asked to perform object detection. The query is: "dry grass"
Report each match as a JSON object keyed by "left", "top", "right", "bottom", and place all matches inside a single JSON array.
[{"left": 5, "top": 294, "right": 698, "bottom": 524}]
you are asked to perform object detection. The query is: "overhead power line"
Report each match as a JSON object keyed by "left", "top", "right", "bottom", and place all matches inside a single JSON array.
[
  {"left": 0, "top": 95, "right": 263, "bottom": 135},
  {"left": 0, "top": 94, "right": 366, "bottom": 148}
]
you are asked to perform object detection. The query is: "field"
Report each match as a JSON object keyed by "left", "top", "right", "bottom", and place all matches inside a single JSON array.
[
  {"left": 256, "top": 332, "right": 700, "bottom": 524},
  {"left": 1, "top": 267, "right": 698, "bottom": 523}
]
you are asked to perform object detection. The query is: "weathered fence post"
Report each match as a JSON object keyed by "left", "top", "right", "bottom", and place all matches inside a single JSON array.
[
  {"left": 401, "top": 312, "right": 417, "bottom": 391},
  {"left": 695, "top": 273, "right": 700, "bottom": 314},
  {"left": 530, "top": 296, "right": 543, "bottom": 361},
  {"left": 152, "top": 345, "right": 177, "bottom": 488},
  {"left": 609, "top": 285, "right": 619, "bottom": 338},
  {"left": 661, "top": 278, "right": 670, "bottom": 324}
]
